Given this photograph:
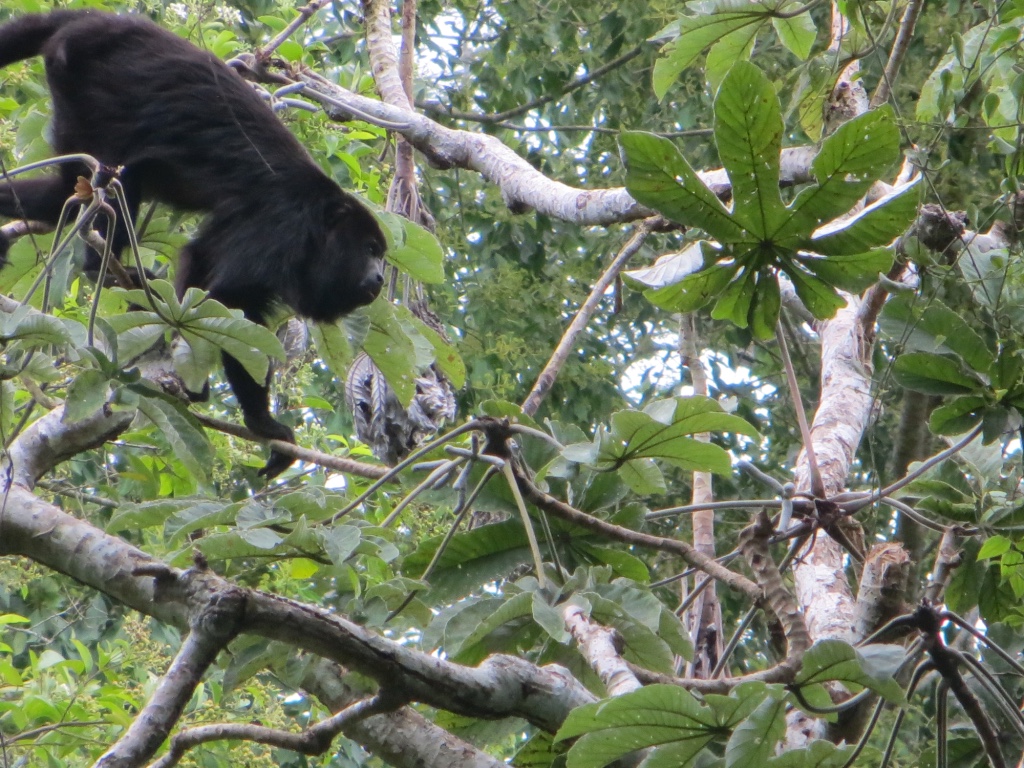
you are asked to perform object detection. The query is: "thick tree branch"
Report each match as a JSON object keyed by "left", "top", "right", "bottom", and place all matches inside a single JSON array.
[{"left": 96, "top": 568, "right": 247, "bottom": 768}]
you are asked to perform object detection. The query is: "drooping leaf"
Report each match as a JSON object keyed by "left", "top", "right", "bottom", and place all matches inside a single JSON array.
[
  {"left": 893, "top": 352, "right": 984, "bottom": 396},
  {"left": 724, "top": 687, "right": 787, "bottom": 768},
  {"left": 131, "top": 385, "right": 214, "bottom": 482}
]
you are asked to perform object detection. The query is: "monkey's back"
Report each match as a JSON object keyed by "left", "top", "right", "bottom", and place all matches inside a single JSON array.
[{"left": 39, "top": 12, "right": 325, "bottom": 211}]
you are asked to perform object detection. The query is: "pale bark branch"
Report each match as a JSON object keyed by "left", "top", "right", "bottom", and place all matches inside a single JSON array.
[
  {"left": 679, "top": 313, "right": 723, "bottom": 678},
  {"left": 563, "top": 605, "right": 642, "bottom": 696}
]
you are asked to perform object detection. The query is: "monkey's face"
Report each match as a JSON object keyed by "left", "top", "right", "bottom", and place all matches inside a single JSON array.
[
  {"left": 295, "top": 197, "right": 387, "bottom": 322},
  {"left": 349, "top": 236, "right": 386, "bottom": 308}
]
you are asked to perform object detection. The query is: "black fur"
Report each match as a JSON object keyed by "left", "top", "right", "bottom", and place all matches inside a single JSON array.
[{"left": 0, "top": 11, "right": 386, "bottom": 478}]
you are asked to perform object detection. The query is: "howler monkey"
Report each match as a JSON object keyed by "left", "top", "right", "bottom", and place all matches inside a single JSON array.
[{"left": 0, "top": 10, "right": 387, "bottom": 479}]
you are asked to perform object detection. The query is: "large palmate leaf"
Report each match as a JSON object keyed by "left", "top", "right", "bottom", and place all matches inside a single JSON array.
[
  {"left": 112, "top": 280, "right": 284, "bottom": 386},
  {"left": 562, "top": 396, "right": 758, "bottom": 493},
  {"left": 555, "top": 682, "right": 787, "bottom": 768},
  {"left": 622, "top": 62, "right": 918, "bottom": 337}
]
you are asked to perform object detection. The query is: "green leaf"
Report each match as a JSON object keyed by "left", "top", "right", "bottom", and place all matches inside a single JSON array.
[
  {"left": 879, "top": 295, "right": 995, "bottom": 375},
  {"left": 893, "top": 352, "right": 983, "bottom": 395},
  {"left": 780, "top": 266, "right": 846, "bottom": 319},
  {"left": 388, "top": 219, "right": 445, "bottom": 284},
  {"left": 711, "top": 266, "right": 758, "bottom": 329},
  {"left": 573, "top": 545, "right": 651, "bottom": 583},
  {"left": 62, "top": 369, "right": 110, "bottom": 424},
  {"left": 171, "top": 334, "right": 220, "bottom": 394},
  {"left": 620, "top": 131, "right": 745, "bottom": 242},
  {"left": 452, "top": 591, "right": 534, "bottom": 662},
  {"left": 557, "top": 685, "right": 718, "bottom": 768},
  {"left": 724, "top": 687, "right": 787, "bottom": 768},
  {"left": 809, "top": 180, "right": 920, "bottom": 256},
  {"left": 586, "top": 593, "right": 676, "bottom": 673},
  {"left": 772, "top": 9, "right": 816, "bottom": 60},
  {"left": 751, "top": 271, "right": 781, "bottom": 339},
  {"left": 625, "top": 241, "right": 706, "bottom": 290},
  {"left": 600, "top": 396, "right": 758, "bottom": 474},
  {"left": 133, "top": 387, "right": 214, "bottom": 482},
  {"left": 118, "top": 282, "right": 285, "bottom": 385},
  {"left": 795, "top": 249, "right": 893, "bottom": 293},
  {"left": 644, "top": 261, "right": 739, "bottom": 313},
  {"left": 310, "top": 320, "right": 355, "bottom": 377},
  {"left": 794, "top": 640, "right": 906, "bottom": 705},
  {"left": 0, "top": 306, "right": 75, "bottom": 347},
  {"left": 414, "top": 317, "right": 466, "bottom": 389},
  {"left": 706, "top": 26, "right": 758, "bottom": 91},
  {"left": 404, "top": 519, "right": 542, "bottom": 603},
  {"left": 929, "top": 396, "right": 987, "bottom": 435},
  {"left": 618, "top": 457, "right": 667, "bottom": 494},
  {"left": 533, "top": 594, "right": 571, "bottom": 642},
  {"left": 766, "top": 740, "right": 855, "bottom": 767},
  {"left": 653, "top": 7, "right": 768, "bottom": 99},
  {"left": 363, "top": 299, "right": 419, "bottom": 406},
  {"left": 714, "top": 62, "right": 785, "bottom": 237},
  {"left": 781, "top": 108, "right": 901, "bottom": 234},
  {"left": 179, "top": 314, "right": 283, "bottom": 387}
]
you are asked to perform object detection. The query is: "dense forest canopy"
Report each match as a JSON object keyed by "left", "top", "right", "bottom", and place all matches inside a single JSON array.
[{"left": 1, "top": 0, "right": 1023, "bottom": 766}]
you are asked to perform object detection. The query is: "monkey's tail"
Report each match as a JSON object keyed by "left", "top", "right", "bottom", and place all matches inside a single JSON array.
[{"left": 0, "top": 11, "right": 89, "bottom": 70}]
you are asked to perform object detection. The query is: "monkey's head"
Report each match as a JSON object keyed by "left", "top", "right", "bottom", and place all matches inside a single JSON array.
[{"left": 295, "top": 190, "right": 387, "bottom": 322}]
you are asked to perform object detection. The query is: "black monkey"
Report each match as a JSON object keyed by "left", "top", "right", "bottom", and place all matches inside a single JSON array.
[{"left": 0, "top": 10, "right": 387, "bottom": 478}]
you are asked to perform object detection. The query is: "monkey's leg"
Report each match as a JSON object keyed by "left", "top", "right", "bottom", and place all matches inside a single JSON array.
[
  {"left": 221, "top": 351, "right": 296, "bottom": 479},
  {"left": 0, "top": 175, "right": 75, "bottom": 222},
  {"left": 0, "top": 174, "right": 80, "bottom": 266},
  {"left": 179, "top": 237, "right": 296, "bottom": 479}
]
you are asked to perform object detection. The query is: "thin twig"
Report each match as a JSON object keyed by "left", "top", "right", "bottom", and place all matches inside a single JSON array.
[
  {"left": 869, "top": 0, "right": 926, "bottom": 107},
  {"left": 193, "top": 414, "right": 389, "bottom": 480},
  {"left": 776, "top": 321, "right": 824, "bottom": 498},
  {"left": 522, "top": 219, "right": 656, "bottom": 416},
  {"left": 419, "top": 44, "right": 647, "bottom": 125},
  {"left": 259, "top": 0, "right": 329, "bottom": 58}
]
